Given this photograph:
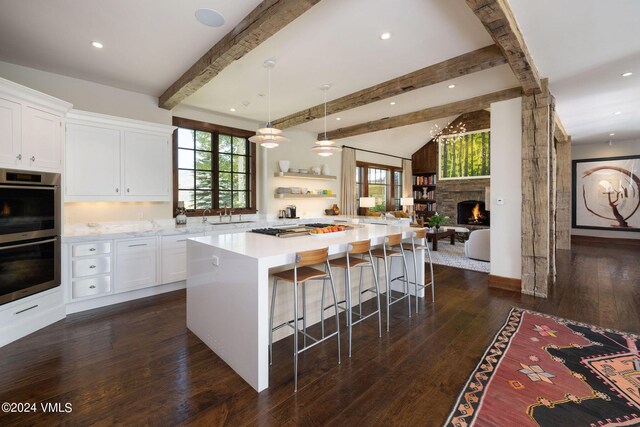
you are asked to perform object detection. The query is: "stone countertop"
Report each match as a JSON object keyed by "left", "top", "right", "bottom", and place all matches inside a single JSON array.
[{"left": 61, "top": 215, "right": 410, "bottom": 243}]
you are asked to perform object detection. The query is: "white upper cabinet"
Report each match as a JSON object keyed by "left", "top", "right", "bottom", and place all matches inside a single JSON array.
[
  {"left": 66, "top": 123, "right": 121, "bottom": 197},
  {"left": 0, "top": 77, "right": 72, "bottom": 172},
  {"left": 123, "top": 131, "right": 169, "bottom": 198},
  {"left": 0, "top": 97, "right": 21, "bottom": 166},
  {"left": 65, "top": 110, "right": 175, "bottom": 202}
]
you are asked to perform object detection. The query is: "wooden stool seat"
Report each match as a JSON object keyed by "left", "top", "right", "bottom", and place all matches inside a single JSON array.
[
  {"left": 401, "top": 243, "right": 426, "bottom": 251},
  {"left": 272, "top": 266, "right": 328, "bottom": 283},
  {"left": 371, "top": 248, "right": 402, "bottom": 258},
  {"left": 329, "top": 256, "right": 370, "bottom": 269}
]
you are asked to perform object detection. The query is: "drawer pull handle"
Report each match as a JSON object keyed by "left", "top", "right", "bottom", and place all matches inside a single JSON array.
[
  {"left": 89, "top": 248, "right": 96, "bottom": 251},
  {"left": 176, "top": 239, "right": 187, "bottom": 242},
  {"left": 89, "top": 265, "right": 96, "bottom": 269},
  {"left": 128, "top": 244, "right": 147, "bottom": 247},
  {"left": 89, "top": 285, "right": 96, "bottom": 289},
  {"left": 15, "top": 305, "right": 38, "bottom": 315}
]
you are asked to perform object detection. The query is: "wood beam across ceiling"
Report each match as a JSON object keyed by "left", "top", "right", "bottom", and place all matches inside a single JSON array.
[
  {"left": 554, "top": 113, "right": 570, "bottom": 143},
  {"left": 272, "top": 45, "right": 507, "bottom": 129},
  {"left": 465, "top": 0, "right": 542, "bottom": 95},
  {"left": 321, "top": 87, "right": 522, "bottom": 140},
  {"left": 158, "top": 0, "right": 321, "bottom": 110}
]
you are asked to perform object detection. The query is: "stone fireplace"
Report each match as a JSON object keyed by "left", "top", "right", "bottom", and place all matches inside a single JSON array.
[
  {"left": 457, "top": 200, "right": 490, "bottom": 226},
  {"left": 435, "top": 177, "right": 490, "bottom": 228}
]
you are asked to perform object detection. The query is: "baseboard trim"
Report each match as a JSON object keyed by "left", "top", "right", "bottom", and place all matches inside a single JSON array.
[
  {"left": 488, "top": 274, "right": 521, "bottom": 292},
  {"left": 571, "top": 235, "right": 640, "bottom": 247}
]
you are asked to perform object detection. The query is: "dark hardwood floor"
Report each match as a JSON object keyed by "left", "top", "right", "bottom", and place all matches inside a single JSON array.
[{"left": 1, "top": 242, "right": 638, "bottom": 426}]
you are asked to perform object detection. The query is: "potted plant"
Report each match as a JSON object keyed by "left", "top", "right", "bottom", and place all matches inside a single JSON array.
[{"left": 428, "top": 213, "right": 449, "bottom": 230}]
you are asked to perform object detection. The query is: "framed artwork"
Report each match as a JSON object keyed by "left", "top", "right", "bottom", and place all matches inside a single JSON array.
[
  {"left": 439, "top": 130, "right": 490, "bottom": 180},
  {"left": 572, "top": 155, "right": 640, "bottom": 231}
]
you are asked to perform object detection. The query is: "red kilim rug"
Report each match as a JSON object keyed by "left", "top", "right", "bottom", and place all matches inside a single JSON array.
[{"left": 446, "top": 308, "right": 640, "bottom": 426}]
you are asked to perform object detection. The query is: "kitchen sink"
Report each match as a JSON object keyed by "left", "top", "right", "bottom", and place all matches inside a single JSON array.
[{"left": 205, "top": 220, "right": 255, "bottom": 225}]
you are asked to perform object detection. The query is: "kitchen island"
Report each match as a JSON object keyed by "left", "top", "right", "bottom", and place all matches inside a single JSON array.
[{"left": 186, "top": 221, "right": 424, "bottom": 392}]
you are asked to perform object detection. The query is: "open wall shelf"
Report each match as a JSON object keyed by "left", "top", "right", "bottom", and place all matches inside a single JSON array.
[
  {"left": 274, "top": 193, "right": 337, "bottom": 199},
  {"left": 274, "top": 172, "right": 337, "bottom": 180}
]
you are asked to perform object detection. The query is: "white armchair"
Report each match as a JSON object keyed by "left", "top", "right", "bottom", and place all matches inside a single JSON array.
[{"left": 464, "top": 229, "right": 490, "bottom": 262}]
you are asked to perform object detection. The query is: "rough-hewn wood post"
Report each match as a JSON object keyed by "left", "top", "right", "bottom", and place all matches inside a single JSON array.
[
  {"left": 521, "top": 79, "right": 555, "bottom": 297},
  {"left": 555, "top": 136, "right": 572, "bottom": 250}
]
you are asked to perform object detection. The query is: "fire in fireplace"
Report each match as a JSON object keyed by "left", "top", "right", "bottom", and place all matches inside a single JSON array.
[{"left": 457, "top": 200, "right": 490, "bottom": 226}]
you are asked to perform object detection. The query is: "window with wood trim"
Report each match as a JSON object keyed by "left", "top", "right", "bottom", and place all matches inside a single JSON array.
[
  {"left": 173, "top": 117, "right": 256, "bottom": 215},
  {"left": 356, "top": 161, "right": 403, "bottom": 212}
]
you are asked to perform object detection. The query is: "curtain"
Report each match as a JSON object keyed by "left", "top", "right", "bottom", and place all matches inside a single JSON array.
[
  {"left": 402, "top": 159, "right": 412, "bottom": 198},
  {"left": 340, "top": 147, "right": 357, "bottom": 215}
]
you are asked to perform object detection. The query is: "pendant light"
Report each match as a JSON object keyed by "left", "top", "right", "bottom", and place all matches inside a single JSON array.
[
  {"left": 249, "top": 60, "right": 289, "bottom": 148},
  {"left": 312, "top": 84, "right": 342, "bottom": 156}
]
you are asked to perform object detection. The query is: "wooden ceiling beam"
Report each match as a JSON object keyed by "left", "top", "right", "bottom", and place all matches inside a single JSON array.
[
  {"left": 465, "top": 0, "right": 542, "bottom": 95},
  {"left": 159, "top": 0, "right": 321, "bottom": 110},
  {"left": 272, "top": 45, "right": 507, "bottom": 129},
  {"left": 554, "top": 113, "right": 570, "bottom": 143},
  {"left": 322, "top": 87, "right": 522, "bottom": 140}
]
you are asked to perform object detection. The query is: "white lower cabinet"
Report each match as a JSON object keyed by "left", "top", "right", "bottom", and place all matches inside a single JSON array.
[
  {"left": 69, "top": 241, "right": 113, "bottom": 301},
  {"left": 161, "top": 233, "right": 201, "bottom": 284},
  {"left": 115, "top": 237, "right": 158, "bottom": 292}
]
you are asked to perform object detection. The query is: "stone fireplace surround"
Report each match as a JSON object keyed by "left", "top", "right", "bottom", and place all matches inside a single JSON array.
[{"left": 435, "top": 177, "right": 490, "bottom": 229}]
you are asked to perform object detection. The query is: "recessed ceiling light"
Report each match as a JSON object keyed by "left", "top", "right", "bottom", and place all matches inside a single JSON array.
[
  {"left": 390, "top": 102, "right": 396, "bottom": 105},
  {"left": 91, "top": 41, "right": 103, "bottom": 49},
  {"left": 609, "top": 132, "right": 615, "bottom": 136},
  {"left": 380, "top": 32, "right": 391, "bottom": 40},
  {"left": 336, "top": 117, "right": 341, "bottom": 121},
  {"left": 195, "top": 8, "right": 225, "bottom": 27},
  {"left": 614, "top": 111, "right": 622, "bottom": 115},
  {"left": 621, "top": 72, "right": 633, "bottom": 77},
  {"left": 230, "top": 108, "right": 236, "bottom": 112},
  {"left": 448, "top": 84, "right": 456, "bottom": 89}
]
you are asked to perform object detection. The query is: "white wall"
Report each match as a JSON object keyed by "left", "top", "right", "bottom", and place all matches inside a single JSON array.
[
  {"left": 571, "top": 139, "right": 640, "bottom": 239},
  {"left": 489, "top": 98, "right": 522, "bottom": 279}
]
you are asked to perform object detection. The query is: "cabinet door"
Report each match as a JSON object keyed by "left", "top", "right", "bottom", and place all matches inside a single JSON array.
[
  {"left": 0, "top": 97, "right": 21, "bottom": 167},
  {"left": 66, "top": 123, "right": 121, "bottom": 197},
  {"left": 161, "top": 234, "right": 200, "bottom": 284},
  {"left": 115, "top": 238, "right": 158, "bottom": 292},
  {"left": 22, "top": 105, "right": 62, "bottom": 171},
  {"left": 123, "top": 131, "right": 170, "bottom": 199}
]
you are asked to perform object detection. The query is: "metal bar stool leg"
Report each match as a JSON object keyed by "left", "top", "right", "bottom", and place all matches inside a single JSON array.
[
  {"left": 345, "top": 266, "right": 353, "bottom": 357},
  {"left": 269, "top": 277, "right": 278, "bottom": 365},
  {"left": 369, "top": 250, "right": 382, "bottom": 337},
  {"left": 320, "top": 277, "right": 326, "bottom": 339},
  {"left": 401, "top": 247, "right": 412, "bottom": 317},
  {"left": 326, "top": 260, "right": 341, "bottom": 365},
  {"left": 427, "top": 245, "right": 435, "bottom": 302},
  {"left": 358, "top": 265, "right": 364, "bottom": 316},
  {"left": 412, "top": 244, "right": 420, "bottom": 313},
  {"left": 292, "top": 276, "right": 299, "bottom": 392},
  {"left": 384, "top": 248, "right": 391, "bottom": 332},
  {"left": 302, "top": 281, "right": 307, "bottom": 347}
]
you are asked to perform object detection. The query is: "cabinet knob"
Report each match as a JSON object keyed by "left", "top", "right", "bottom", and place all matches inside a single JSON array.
[
  {"left": 89, "top": 265, "right": 96, "bottom": 269},
  {"left": 30, "top": 156, "right": 35, "bottom": 162},
  {"left": 116, "top": 188, "right": 119, "bottom": 193},
  {"left": 89, "top": 248, "right": 96, "bottom": 251},
  {"left": 16, "top": 154, "right": 22, "bottom": 160},
  {"left": 89, "top": 285, "right": 96, "bottom": 289},
  {"left": 127, "top": 188, "right": 130, "bottom": 193}
]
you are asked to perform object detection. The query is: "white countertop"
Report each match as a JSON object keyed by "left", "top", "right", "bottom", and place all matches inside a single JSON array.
[
  {"left": 61, "top": 215, "right": 410, "bottom": 243},
  {"left": 189, "top": 222, "right": 415, "bottom": 260}
]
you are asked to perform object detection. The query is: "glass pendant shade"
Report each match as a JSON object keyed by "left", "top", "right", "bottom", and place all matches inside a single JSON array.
[
  {"left": 251, "top": 60, "right": 287, "bottom": 148},
  {"left": 314, "top": 84, "right": 340, "bottom": 156},
  {"left": 312, "top": 145, "right": 342, "bottom": 156}
]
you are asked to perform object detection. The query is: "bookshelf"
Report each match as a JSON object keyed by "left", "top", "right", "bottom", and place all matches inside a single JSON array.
[{"left": 412, "top": 172, "right": 437, "bottom": 222}]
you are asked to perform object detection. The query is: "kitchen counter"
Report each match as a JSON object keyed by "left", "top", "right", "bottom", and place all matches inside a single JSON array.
[
  {"left": 186, "top": 221, "right": 422, "bottom": 392},
  {"left": 62, "top": 215, "right": 409, "bottom": 242}
]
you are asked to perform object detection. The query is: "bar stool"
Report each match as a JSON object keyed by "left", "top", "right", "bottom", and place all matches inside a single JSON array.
[
  {"left": 269, "top": 247, "right": 341, "bottom": 392},
  {"left": 401, "top": 228, "right": 435, "bottom": 312},
  {"left": 325, "top": 239, "right": 381, "bottom": 357},
  {"left": 371, "top": 233, "right": 411, "bottom": 331}
]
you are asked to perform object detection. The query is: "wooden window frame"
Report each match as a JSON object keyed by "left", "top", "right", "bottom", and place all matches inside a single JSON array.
[
  {"left": 356, "top": 161, "right": 403, "bottom": 212},
  {"left": 172, "top": 116, "right": 257, "bottom": 217}
]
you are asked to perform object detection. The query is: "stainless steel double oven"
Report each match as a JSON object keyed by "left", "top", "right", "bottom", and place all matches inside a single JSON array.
[{"left": 0, "top": 168, "right": 61, "bottom": 305}]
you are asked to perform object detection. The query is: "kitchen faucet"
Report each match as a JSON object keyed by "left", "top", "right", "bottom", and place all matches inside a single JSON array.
[{"left": 202, "top": 208, "right": 211, "bottom": 223}]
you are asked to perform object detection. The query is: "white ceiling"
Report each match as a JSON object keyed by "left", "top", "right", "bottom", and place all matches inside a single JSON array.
[
  {"left": 0, "top": 0, "right": 637, "bottom": 146},
  {"left": 509, "top": 0, "right": 640, "bottom": 144}
]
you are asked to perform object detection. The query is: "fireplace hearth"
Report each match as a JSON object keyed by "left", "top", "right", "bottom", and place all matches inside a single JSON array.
[{"left": 457, "top": 200, "right": 490, "bottom": 226}]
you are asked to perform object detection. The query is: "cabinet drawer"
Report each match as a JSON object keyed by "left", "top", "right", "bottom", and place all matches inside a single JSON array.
[
  {"left": 0, "top": 288, "right": 62, "bottom": 324},
  {"left": 72, "top": 276, "right": 111, "bottom": 299},
  {"left": 73, "top": 242, "right": 111, "bottom": 257},
  {"left": 72, "top": 257, "right": 111, "bottom": 277},
  {"left": 115, "top": 238, "right": 157, "bottom": 291}
]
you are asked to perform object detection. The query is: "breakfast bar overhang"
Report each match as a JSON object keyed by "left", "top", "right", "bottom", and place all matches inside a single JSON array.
[{"left": 186, "top": 222, "right": 424, "bottom": 392}]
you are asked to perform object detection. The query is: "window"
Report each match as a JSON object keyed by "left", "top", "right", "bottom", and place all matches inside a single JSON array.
[
  {"left": 439, "top": 130, "right": 490, "bottom": 179},
  {"left": 356, "top": 162, "right": 402, "bottom": 212},
  {"left": 173, "top": 117, "right": 256, "bottom": 214}
]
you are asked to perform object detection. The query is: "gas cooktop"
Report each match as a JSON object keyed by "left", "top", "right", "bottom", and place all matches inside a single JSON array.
[{"left": 250, "top": 223, "right": 337, "bottom": 238}]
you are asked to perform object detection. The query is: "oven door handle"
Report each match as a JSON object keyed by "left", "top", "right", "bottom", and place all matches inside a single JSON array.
[
  {"left": 0, "top": 184, "right": 56, "bottom": 191},
  {"left": 0, "top": 238, "right": 57, "bottom": 250}
]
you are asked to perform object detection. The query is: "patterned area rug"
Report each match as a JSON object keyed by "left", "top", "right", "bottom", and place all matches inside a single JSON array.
[
  {"left": 446, "top": 308, "right": 640, "bottom": 426},
  {"left": 428, "top": 240, "right": 490, "bottom": 274}
]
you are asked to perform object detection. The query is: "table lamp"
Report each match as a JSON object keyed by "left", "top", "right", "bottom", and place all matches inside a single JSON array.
[
  {"left": 400, "top": 197, "right": 414, "bottom": 222},
  {"left": 359, "top": 197, "right": 375, "bottom": 216}
]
